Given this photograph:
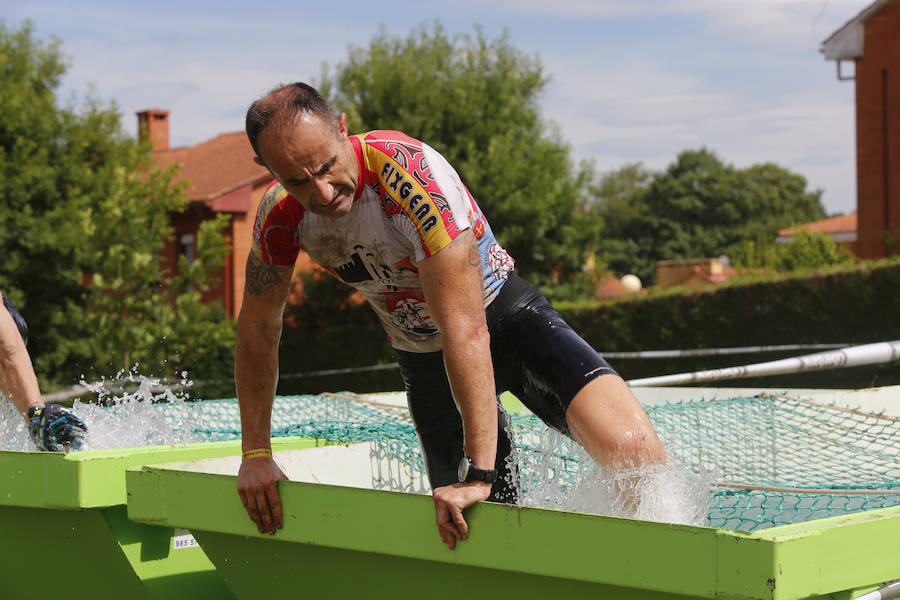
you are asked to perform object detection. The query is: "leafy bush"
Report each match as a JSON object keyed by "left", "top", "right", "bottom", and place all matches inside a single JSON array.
[{"left": 731, "top": 230, "right": 853, "bottom": 271}]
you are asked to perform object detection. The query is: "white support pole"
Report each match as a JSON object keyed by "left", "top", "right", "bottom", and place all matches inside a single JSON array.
[
  {"left": 604, "top": 343, "right": 849, "bottom": 359},
  {"left": 850, "top": 580, "right": 900, "bottom": 600},
  {"left": 627, "top": 341, "right": 900, "bottom": 388}
]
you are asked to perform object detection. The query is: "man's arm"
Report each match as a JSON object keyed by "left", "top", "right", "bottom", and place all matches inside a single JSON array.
[
  {"left": 418, "top": 229, "right": 498, "bottom": 549},
  {"left": 235, "top": 251, "right": 294, "bottom": 535},
  {"left": 1, "top": 295, "right": 86, "bottom": 451},
  {"left": 0, "top": 295, "right": 42, "bottom": 417}
]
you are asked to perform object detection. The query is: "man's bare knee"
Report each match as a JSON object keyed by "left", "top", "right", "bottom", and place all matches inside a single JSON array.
[{"left": 566, "top": 374, "right": 665, "bottom": 466}]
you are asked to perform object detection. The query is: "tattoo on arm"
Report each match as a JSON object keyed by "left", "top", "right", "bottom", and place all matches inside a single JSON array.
[
  {"left": 245, "top": 253, "right": 292, "bottom": 297},
  {"left": 462, "top": 232, "right": 482, "bottom": 269}
]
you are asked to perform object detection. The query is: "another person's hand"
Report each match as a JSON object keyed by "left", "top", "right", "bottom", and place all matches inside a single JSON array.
[
  {"left": 237, "top": 456, "right": 288, "bottom": 535},
  {"left": 27, "top": 404, "right": 87, "bottom": 452},
  {"left": 432, "top": 481, "right": 492, "bottom": 550}
]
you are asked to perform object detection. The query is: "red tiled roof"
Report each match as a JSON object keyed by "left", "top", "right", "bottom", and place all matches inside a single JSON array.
[
  {"left": 778, "top": 213, "right": 857, "bottom": 236},
  {"left": 153, "top": 131, "right": 271, "bottom": 202}
]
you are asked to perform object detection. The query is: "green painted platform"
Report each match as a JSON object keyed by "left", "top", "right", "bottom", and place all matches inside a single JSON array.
[
  {"left": 0, "top": 436, "right": 326, "bottom": 600},
  {"left": 126, "top": 442, "right": 900, "bottom": 600}
]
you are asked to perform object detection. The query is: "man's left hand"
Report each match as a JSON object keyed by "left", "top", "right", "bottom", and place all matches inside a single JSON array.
[{"left": 432, "top": 481, "right": 491, "bottom": 550}]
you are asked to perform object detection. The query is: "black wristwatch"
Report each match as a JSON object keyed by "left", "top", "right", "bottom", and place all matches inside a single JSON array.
[{"left": 457, "top": 456, "right": 498, "bottom": 484}]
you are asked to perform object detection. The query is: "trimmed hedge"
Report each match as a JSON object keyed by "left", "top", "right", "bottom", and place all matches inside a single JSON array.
[
  {"left": 559, "top": 258, "right": 900, "bottom": 388},
  {"left": 276, "top": 258, "right": 900, "bottom": 393},
  {"left": 277, "top": 319, "right": 402, "bottom": 396}
]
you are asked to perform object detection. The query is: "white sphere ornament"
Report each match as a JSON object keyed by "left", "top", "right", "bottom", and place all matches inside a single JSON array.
[{"left": 621, "top": 274, "right": 642, "bottom": 294}]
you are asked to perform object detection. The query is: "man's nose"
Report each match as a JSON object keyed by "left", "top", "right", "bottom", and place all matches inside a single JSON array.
[{"left": 311, "top": 177, "right": 332, "bottom": 203}]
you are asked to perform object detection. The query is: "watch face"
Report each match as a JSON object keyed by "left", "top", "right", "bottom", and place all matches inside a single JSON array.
[{"left": 457, "top": 457, "right": 469, "bottom": 482}]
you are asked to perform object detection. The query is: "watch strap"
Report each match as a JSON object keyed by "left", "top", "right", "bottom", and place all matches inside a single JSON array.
[{"left": 460, "top": 456, "right": 498, "bottom": 484}]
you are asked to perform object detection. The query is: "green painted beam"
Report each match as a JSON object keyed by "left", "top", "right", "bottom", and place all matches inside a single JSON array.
[
  {"left": 193, "top": 528, "right": 698, "bottom": 600},
  {"left": 1, "top": 436, "right": 329, "bottom": 509},
  {"left": 751, "top": 508, "right": 900, "bottom": 599},
  {"left": 126, "top": 459, "right": 900, "bottom": 600},
  {"left": 127, "top": 467, "right": 721, "bottom": 596}
]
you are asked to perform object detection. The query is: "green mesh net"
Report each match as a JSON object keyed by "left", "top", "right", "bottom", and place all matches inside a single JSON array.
[
  {"left": 645, "top": 394, "right": 900, "bottom": 530},
  {"left": 172, "top": 393, "right": 424, "bottom": 475},
  {"left": 161, "top": 391, "right": 899, "bottom": 532}
]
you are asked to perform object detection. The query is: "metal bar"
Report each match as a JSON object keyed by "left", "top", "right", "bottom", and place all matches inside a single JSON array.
[
  {"left": 713, "top": 482, "right": 900, "bottom": 496},
  {"left": 603, "top": 343, "right": 850, "bottom": 359},
  {"left": 627, "top": 341, "right": 900, "bottom": 387}
]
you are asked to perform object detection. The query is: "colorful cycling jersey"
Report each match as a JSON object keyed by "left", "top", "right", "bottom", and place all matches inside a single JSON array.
[{"left": 252, "top": 130, "right": 515, "bottom": 352}]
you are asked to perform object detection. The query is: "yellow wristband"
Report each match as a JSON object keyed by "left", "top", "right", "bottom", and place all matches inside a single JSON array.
[{"left": 242, "top": 448, "right": 273, "bottom": 461}]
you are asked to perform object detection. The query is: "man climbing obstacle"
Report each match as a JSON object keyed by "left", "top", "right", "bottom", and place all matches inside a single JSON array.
[{"left": 234, "top": 82, "right": 665, "bottom": 549}]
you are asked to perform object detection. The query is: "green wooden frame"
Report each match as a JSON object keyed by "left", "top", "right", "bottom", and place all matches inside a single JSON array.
[{"left": 125, "top": 455, "right": 900, "bottom": 600}]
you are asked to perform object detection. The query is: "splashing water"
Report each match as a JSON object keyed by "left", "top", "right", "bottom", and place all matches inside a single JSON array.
[
  {"left": 1, "top": 368, "right": 203, "bottom": 452},
  {"left": 515, "top": 425, "right": 715, "bottom": 527},
  {"left": 0, "top": 396, "right": 32, "bottom": 451}
]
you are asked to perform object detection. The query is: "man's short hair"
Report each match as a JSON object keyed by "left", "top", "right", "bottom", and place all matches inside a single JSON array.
[{"left": 245, "top": 82, "right": 338, "bottom": 160}]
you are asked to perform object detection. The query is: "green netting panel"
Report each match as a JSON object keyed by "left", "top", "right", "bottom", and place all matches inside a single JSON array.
[
  {"left": 646, "top": 395, "right": 899, "bottom": 490},
  {"left": 710, "top": 489, "right": 899, "bottom": 531},
  {"left": 642, "top": 394, "right": 900, "bottom": 530},
  {"left": 167, "top": 393, "right": 413, "bottom": 442},
  {"left": 164, "top": 393, "right": 426, "bottom": 477}
]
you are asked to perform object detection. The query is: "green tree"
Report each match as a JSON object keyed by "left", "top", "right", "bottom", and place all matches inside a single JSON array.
[
  {"left": 592, "top": 149, "right": 827, "bottom": 284},
  {"left": 0, "top": 21, "right": 234, "bottom": 390},
  {"left": 589, "top": 163, "right": 654, "bottom": 278},
  {"left": 320, "top": 24, "right": 601, "bottom": 297}
]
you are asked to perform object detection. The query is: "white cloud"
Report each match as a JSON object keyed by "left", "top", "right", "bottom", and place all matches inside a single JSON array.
[
  {"left": 461, "top": 0, "right": 656, "bottom": 18},
  {"left": 666, "top": 0, "right": 871, "bottom": 49},
  {"left": 538, "top": 48, "right": 857, "bottom": 214},
  {"left": 465, "top": 0, "right": 872, "bottom": 49},
  {"left": 48, "top": 9, "right": 372, "bottom": 146}
]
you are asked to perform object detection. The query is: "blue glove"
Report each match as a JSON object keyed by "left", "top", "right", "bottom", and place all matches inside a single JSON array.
[{"left": 27, "top": 404, "right": 87, "bottom": 452}]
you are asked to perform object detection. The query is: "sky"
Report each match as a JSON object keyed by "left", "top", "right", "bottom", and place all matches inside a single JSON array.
[{"left": 4, "top": 0, "right": 874, "bottom": 216}]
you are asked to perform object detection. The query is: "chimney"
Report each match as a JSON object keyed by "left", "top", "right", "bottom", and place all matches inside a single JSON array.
[{"left": 137, "top": 109, "right": 170, "bottom": 151}]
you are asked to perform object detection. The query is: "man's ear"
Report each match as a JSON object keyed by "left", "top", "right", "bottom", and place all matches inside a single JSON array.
[{"left": 338, "top": 113, "right": 348, "bottom": 136}]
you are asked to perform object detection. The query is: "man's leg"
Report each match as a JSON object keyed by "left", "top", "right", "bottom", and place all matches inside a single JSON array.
[
  {"left": 565, "top": 374, "right": 665, "bottom": 468},
  {"left": 396, "top": 349, "right": 518, "bottom": 503},
  {"left": 487, "top": 275, "right": 665, "bottom": 469}
]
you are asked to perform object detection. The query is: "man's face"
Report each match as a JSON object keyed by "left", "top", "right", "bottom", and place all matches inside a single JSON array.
[{"left": 256, "top": 112, "right": 359, "bottom": 218}]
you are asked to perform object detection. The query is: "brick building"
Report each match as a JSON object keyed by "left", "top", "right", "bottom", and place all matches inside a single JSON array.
[
  {"left": 138, "top": 109, "right": 316, "bottom": 318},
  {"left": 655, "top": 258, "right": 736, "bottom": 291},
  {"left": 822, "top": 0, "right": 900, "bottom": 258}
]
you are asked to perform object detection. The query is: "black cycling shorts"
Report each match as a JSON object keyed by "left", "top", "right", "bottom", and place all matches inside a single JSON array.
[{"left": 396, "top": 273, "right": 616, "bottom": 503}]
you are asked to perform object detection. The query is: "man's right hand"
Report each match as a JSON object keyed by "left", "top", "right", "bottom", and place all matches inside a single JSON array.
[
  {"left": 27, "top": 404, "right": 87, "bottom": 452},
  {"left": 433, "top": 481, "right": 492, "bottom": 550},
  {"left": 237, "top": 456, "right": 288, "bottom": 535}
]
